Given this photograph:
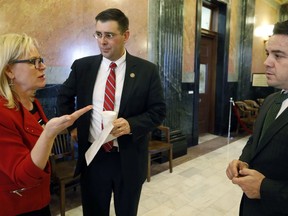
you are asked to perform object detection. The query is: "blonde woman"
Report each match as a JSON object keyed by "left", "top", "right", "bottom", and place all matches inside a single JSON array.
[{"left": 0, "top": 33, "right": 92, "bottom": 215}]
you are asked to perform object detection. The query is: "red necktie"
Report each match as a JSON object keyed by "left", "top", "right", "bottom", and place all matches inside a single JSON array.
[{"left": 102, "top": 62, "right": 117, "bottom": 152}]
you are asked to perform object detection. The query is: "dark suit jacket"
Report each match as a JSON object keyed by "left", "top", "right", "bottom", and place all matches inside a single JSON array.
[
  {"left": 57, "top": 52, "right": 166, "bottom": 186},
  {"left": 239, "top": 92, "right": 288, "bottom": 216}
]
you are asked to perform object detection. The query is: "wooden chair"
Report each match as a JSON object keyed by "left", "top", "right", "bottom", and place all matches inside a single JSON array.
[
  {"left": 234, "top": 101, "right": 257, "bottom": 134},
  {"left": 147, "top": 126, "right": 173, "bottom": 182},
  {"left": 257, "top": 98, "right": 264, "bottom": 106},
  {"left": 243, "top": 100, "right": 260, "bottom": 115},
  {"left": 49, "top": 129, "right": 79, "bottom": 216}
]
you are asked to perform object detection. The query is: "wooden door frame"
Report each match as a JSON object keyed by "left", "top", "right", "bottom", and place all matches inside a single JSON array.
[
  {"left": 200, "top": 30, "right": 217, "bottom": 133},
  {"left": 192, "top": 0, "right": 230, "bottom": 145}
]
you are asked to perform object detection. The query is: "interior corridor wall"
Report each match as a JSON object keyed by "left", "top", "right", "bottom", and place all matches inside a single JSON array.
[{"left": 0, "top": 0, "right": 148, "bottom": 84}]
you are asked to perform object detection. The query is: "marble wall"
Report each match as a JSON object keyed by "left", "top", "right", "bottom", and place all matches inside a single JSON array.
[
  {"left": 182, "top": 0, "right": 197, "bottom": 82},
  {"left": 0, "top": 0, "right": 148, "bottom": 84},
  {"left": 228, "top": 0, "right": 279, "bottom": 82},
  {"left": 252, "top": 0, "right": 279, "bottom": 74},
  {"left": 228, "top": 0, "right": 241, "bottom": 82}
]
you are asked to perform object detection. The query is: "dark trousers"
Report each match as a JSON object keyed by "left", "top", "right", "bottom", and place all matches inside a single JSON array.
[
  {"left": 80, "top": 148, "right": 142, "bottom": 216},
  {"left": 17, "top": 205, "right": 51, "bottom": 216}
]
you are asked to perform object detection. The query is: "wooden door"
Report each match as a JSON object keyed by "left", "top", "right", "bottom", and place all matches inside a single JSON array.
[{"left": 198, "top": 34, "right": 216, "bottom": 134}]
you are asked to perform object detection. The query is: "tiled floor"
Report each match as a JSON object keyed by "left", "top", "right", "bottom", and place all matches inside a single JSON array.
[{"left": 54, "top": 134, "right": 248, "bottom": 216}]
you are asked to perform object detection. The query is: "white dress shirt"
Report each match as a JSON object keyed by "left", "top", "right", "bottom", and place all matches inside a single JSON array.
[
  {"left": 88, "top": 52, "right": 126, "bottom": 147},
  {"left": 276, "top": 90, "right": 288, "bottom": 118}
]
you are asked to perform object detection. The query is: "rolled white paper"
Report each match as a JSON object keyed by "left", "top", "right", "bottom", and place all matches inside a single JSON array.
[
  {"left": 85, "top": 111, "right": 117, "bottom": 166},
  {"left": 102, "top": 111, "right": 117, "bottom": 127}
]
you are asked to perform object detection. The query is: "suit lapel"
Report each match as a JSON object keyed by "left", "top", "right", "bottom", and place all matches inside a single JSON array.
[
  {"left": 86, "top": 56, "right": 102, "bottom": 103},
  {"left": 252, "top": 95, "right": 275, "bottom": 145},
  {"left": 118, "top": 53, "right": 137, "bottom": 116},
  {"left": 253, "top": 95, "right": 288, "bottom": 156}
]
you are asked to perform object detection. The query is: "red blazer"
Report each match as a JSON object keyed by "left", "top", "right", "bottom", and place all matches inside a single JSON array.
[{"left": 0, "top": 97, "right": 50, "bottom": 216}]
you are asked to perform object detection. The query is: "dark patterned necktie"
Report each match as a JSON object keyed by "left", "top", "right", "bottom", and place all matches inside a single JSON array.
[
  {"left": 102, "top": 62, "right": 117, "bottom": 152},
  {"left": 260, "top": 93, "right": 288, "bottom": 139}
]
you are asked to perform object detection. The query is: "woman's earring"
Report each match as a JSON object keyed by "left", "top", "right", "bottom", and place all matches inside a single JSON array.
[{"left": 9, "top": 78, "right": 14, "bottom": 87}]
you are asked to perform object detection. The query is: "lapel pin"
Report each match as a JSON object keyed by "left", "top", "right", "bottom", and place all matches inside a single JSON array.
[{"left": 130, "top": 73, "right": 135, "bottom": 78}]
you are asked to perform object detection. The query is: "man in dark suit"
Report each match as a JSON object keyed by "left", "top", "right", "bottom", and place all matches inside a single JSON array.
[
  {"left": 226, "top": 20, "right": 288, "bottom": 216},
  {"left": 57, "top": 8, "right": 166, "bottom": 216}
]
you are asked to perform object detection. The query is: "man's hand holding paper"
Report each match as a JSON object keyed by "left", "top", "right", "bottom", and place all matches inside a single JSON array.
[
  {"left": 85, "top": 111, "right": 117, "bottom": 165},
  {"left": 111, "top": 117, "right": 131, "bottom": 137}
]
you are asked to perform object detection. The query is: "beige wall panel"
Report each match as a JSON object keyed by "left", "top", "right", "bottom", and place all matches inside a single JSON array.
[{"left": 0, "top": 0, "right": 148, "bottom": 67}]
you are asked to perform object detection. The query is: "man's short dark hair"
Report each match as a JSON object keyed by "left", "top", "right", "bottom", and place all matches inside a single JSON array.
[
  {"left": 273, "top": 20, "right": 288, "bottom": 35},
  {"left": 95, "top": 8, "right": 129, "bottom": 33}
]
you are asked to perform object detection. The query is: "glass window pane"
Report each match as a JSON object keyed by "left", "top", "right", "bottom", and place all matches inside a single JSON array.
[
  {"left": 201, "top": 7, "right": 211, "bottom": 30},
  {"left": 199, "top": 64, "right": 207, "bottom": 94}
]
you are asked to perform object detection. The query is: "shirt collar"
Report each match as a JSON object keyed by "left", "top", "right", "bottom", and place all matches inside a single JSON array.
[{"left": 102, "top": 50, "right": 126, "bottom": 70}]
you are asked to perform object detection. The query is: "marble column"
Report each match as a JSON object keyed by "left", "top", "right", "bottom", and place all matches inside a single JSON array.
[{"left": 237, "top": 0, "right": 255, "bottom": 100}]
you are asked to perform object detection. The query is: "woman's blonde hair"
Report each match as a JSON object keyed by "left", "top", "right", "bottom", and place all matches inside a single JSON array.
[{"left": 0, "top": 33, "right": 38, "bottom": 109}]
